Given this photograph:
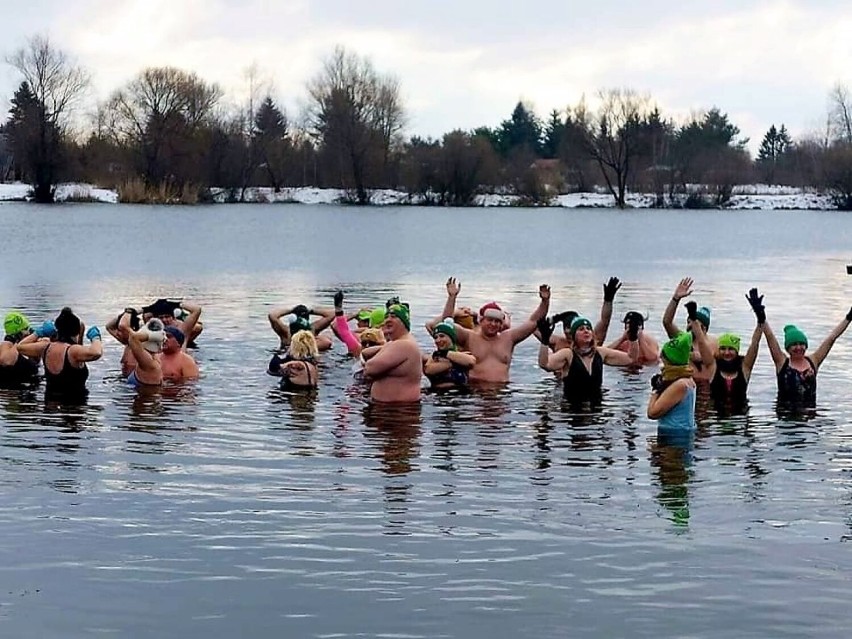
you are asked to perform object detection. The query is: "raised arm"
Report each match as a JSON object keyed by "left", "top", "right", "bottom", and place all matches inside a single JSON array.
[
  {"left": 595, "top": 277, "right": 620, "bottom": 344},
  {"left": 663, "top": 277, "right": 693, "bottom": 339},
  {"left": 810, "top": 308, "right": 852, "bottom": 369},
  {"left": 310, "top": 306, "right": 336, "bottom": 333},
  {"left": 741, "top": 324, "right": 763, "bottom": 380},
  {"left": 690, "top": 318, "right": 716, "bottom": 379},
  {"left": 761, "top": 321, "right": 787, "bottom": 373},
  {"left": 509, "top": 284, "right": 551, "bottom": 345},
  {"left": 69, "top": 326, "right": 104, "bottom": 364},
  {"left": 598, "top": 342, "right": 639, "bottom": 367},
  {"left": 178, "top": 300, "right": 202, "bottom": 353}
]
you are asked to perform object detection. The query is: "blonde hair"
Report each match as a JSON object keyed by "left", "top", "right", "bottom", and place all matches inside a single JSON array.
[
  {"left": 359, "top": 328, "right": 385, "bottom": 347},
  {"left": 289, "top": 330, "right": 319, "bottom": 360}
]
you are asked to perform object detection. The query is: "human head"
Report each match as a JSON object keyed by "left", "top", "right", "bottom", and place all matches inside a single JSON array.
[
  {"left": 661, "top": 331, "right": 693, "bottom": 366},
  {"left": 623, "top": 311, "right": 645, "bottom": 330},
  {"left": 385, "top": 296, "right": 401, "bottom": 310},
  {"left": 359, "top": 328, "right": 385, "bottom": 348},
  {"left": 694, "top": 306, "right": 711, "bottom": 331},
  {"left": 783, "top": 324, "right": 808, "bottom": 353},
  {"left": 569, "top": 316, "right": 594, "bottom": 348},
  {"left": 163, "top": 325, "right": 185, "bottom": 353},
  {"left": 478, "top": 302, "right": 505, "bottom": 337},
  {"left": 289, "top": 316, "right": 312, "bottom": 335},
  {"left": 4, "top": 311, "right": 31, "bottom": 342},
  {"left": 369, "top": 307, "right": 386, "bottom": 328},
  {"left": 385, "top": 304, "right": 411, "bottom": 335},
  {"left": 356, "top": 309, "right": 372, "bottom": 328},
  {"left": 717, "top": 333, "right": 741, "bottom": 360},
  {"left": 453, "top": 307, "right": 476, "bottom": 330},
  {"left": 289, "top": 330, "right": 319, "bottom": 360},
  {"left": 433, "top": 318, "right": 457, "bottom": 351},
  {"left": 54, "top": 307, "right": 82, "bottom": 344}
]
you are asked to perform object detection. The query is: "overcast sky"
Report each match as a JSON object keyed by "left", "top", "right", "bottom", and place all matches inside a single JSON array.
[{"left": 1, "top": 0, "right": 850, "bottom": 152}]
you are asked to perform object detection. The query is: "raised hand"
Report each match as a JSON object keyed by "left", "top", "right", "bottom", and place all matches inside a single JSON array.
[
  {"left": 539, "top": 284, "right": 551, "bottom": 300},
  {"left": 745, "top": 288, "right": 766, "bottom": 324},
  {"left": 536, "top": 317, "right": 554, "bottom": 344},
  {"left": 292, "top": 304, "right": 310, "bottom": 319},
  {"left": 673, "top": 277, "right": 694, "bottom": 301},
  {"left": 603, "top": 277, "right": 622, "bottom": 303},
  {"left": 684, "top": 301, "right": 698, "bottom": 321},
  {"left": 85, "top": 326, "right": 102, "bottom": 342},
  {"left": 446, "top": 277, "right": 460, "bottom": 298},
  {"left": 333, "top": 290, "right": 344, "bottom": 308}
]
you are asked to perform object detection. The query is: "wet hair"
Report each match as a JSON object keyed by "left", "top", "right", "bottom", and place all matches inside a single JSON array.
[
  {"left": 289, "top": 330, "right": 319, "bottom": 360},
  {"left": 54, "top": 307, "right": 82, "bottom": 344}
]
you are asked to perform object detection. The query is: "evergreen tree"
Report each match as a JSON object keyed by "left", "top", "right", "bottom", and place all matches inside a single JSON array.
[
  {"left": 252, "top": 96, "right": 290, "bottom": 191},
  {"left": 496, "top": 101, "right": 543, "bottom": 157},
  {"left": 542, "top": 109, "right": 565, "bottom": 159},
  {"left": 756, "top": 123, "right": 793, "bottom": 184}
]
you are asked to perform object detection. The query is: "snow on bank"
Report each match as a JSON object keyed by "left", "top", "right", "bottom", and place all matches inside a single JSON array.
[{"left": 0, "top": 182, "right": 838, "bottom": 210}]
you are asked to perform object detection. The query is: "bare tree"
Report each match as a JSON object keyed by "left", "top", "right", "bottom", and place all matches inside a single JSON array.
[
  {"left": 6, "top": 34, "right": 89, "bottom": 202},
  {"left": 828, "top": 83, "right": 852, "bottom": 144},
  {"left": 305, "top": 46, "right": 405, "bottom": 204}
]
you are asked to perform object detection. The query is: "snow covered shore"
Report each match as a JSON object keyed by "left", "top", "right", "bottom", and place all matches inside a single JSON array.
[{"left": 0, "top": 182, "right": 837, "bottom": 210}]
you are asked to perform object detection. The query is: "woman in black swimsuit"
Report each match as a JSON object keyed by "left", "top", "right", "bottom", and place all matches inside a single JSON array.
[{"left": 275, "top": 330, "right": 319, "bottom": 391}]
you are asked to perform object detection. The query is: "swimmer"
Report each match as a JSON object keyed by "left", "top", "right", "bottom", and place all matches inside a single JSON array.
[
  {"left": 662, "top": 277, "right": 717, "bottom": 382},
  {"left": 268, "top": 303, "right": 335, "bottom": 351},
  {"left": 277, "top": 330, "right": 319, "bottom": 391},
  {"left": 159, "top": 324, "right": 199, "bottom": 381},
  {"left": 423, "top": 318, "right": 477, "bottom": 390},
  {"left": 606, "top": 311, "right": 660, "bottom": 365},
  {"left": 0, "top": 312, "right": 40, "bottom": 387},
  {"left": 648, "top": 331, "right": 697, "bottom": 432},
  {"left": 125, "top": 317, "right": 167, "bottom": 387},
  {"left": 363, "top": 304, "right": 422, "bottom": 402},
  {"left": 536, "top": 276, "right": 621, "bottom": 351}
]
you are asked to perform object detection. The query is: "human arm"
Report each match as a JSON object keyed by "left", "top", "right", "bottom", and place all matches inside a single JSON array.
[
  {"left": 267, "top": 306, "right": 293, "bottom": 339},
  {"left": 310, "top": 306, "right": 336, "bottom": 334},
  {"left": 509, "top": 284, "right": 551, "bottom": 345},
  {"left": 15, "top": 335, "right": 50, "bottom": 359},
  {"left": 69, "top": 326, "right": 104, "bottom": 364},
  {"left": 690, "top": 319, "right": 716, "bottom": 379},
  {"left": 761, "top": 321, "right": 787, "bottom": 373},
  {"left": 364, "top": 342, "right": 408, "bottom": 378},
  {"left": 741, "top": 324, "right": 763, "bottom": 381},
  {"left": 810, "top": 309, "right": 852, "bottom": 369},
  {"left": 598, "top": 340, "right": 639, "bottom": 367},
  {"left": 127, "top": 328, "right": 159, "bottom": 372},
  {"left": 538, "top": 342, "right": 571, "bottom": 372},
  {"left": 662, "top": 277, "right": 693, "bottom": 339},
  {"left": 647, "top": 379, "right": 689, "bottom": 420},
  {"left": 595, "top": 277, "right": 620, "bottom": 344},
  {"left": 177, "top": 300, "right": 202, "bottom": 352}
]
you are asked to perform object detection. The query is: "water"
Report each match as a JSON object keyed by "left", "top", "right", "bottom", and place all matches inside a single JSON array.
[{"left": 1, "top": 203, "right": 852, "bottom": 638}]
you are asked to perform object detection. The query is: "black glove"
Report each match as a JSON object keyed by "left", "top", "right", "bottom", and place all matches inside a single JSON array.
[
  {"left": 537, "top": 317, "right": 554, "bottom": 344},
  {"left": 432, "top": 349, "right": 449, "bottom": 360},
  {"left": 551, "top": 311, "right": 578, "bottom": 326},
  {"left": 846, "top": 307, "right": 852, "bottom": 322},
  {"left": 603, "top": 277, "right": 622, "bottom": 303},
  {"left": 627, "top": 316, "right": 640, "bottom": 341},
  {"left": 650, "top": 373, "right": 665, "bottom": 392},
  {"left": 124, "top": 307, "right": 141, "bottom": 331},
  {"left": 333, "top": 290, "right": 344, "bottom": 308},
  {"left": 745, "top": 288, "right": 766, "bottom": 324},
  {"left": 684, "top": 301, "right": 698, "bottom": 321},
  {"left": 386, "top": 296, "right": 401, "bottom": 309},
  {"left": 293, "top": 304, "right": 310, "bottom": 319}
]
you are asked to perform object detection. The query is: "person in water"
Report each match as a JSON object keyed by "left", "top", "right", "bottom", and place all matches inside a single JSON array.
[
  {"left": 662, "top": 277, "right": 717, "bottom": 382},
  {"left": 0, "top": 312, "right": 41, "bottom": 387},
  {"left": 124, "top": 317, "right": 167, "bottom": 387},
  {"left": 276, "top": 330, "right": 319, "bottom": 391},
  {"left": 689, "top": 289, "right": 765, "bottom": 413},
  {"left": 537, "top": 315, "right": 639, "bottom": 405},
  {"left": 440, "top": 277, "right": 550, "bottom": 383},
  {"left": 142, "top": 299, "right": 204, "bottom": 347},
  {"left": 363, "top": 304, "right": 423, "bottom": 402},
  {"left": 159, "top": 325, "right": 200, "bottom": 381},
  {"left": 268, "top": 303, "right": 336, "bottom": 352},
  {"left": 423, "top": 318, "right": 477, "bottom": 390},
  {"left": 647, "top": 331, "right": 697, "bottom": 432},
  {"left": 106, "top": 307, "right": 143, "bottom": 377},
  {"left": 760, "top": 296, "right": 852, "bottom": 407},
  {"left": 606, "top": 311, "right": 660, "bottom": 366},
  {"left": 17, "top": 307, "right": 103, "bottom": 402},
  {"left": 536, "top": 276, "right": 622, "bottom": 351}
]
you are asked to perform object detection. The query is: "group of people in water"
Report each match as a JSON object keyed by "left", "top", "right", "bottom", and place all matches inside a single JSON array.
[{"left": 3, "top": 276, "right": 851, "bottom": 434}]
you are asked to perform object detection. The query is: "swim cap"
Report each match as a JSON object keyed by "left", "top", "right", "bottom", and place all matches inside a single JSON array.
[
  {"left": 359, "top": 328, "right": 385, "bottom": 346},
  {"left": 717, "top": 333, "right": 741, "bottom": 352},
  {"left": 289, "top": 317, "right": 312, "bottom": 334},
  {"left": 662, "top": 331, "right": 693, "bottom": 366},
  {"left": 4, "top": 311, "right": 30, "bottom": 336},
  {"left": 434, "top": 318, "right": 457, "bottom": 345},
  {"left": 569, "top": 316, "right": 593, "bottom": 337},
  {"left": 783, "top": 324, "right": 808, "bottom": 350},
  {"left": 479, "top": 302, "right": 505, "bottom": 321},
  {"left": 695, "top": 306, "right": 711, "bottom": 330},
  {"left": 387, "top": 304, "right": 410, "bottom": 331},
  {"left": 164, "top": 325, "right": 185, "bottom": 346},
  {"left": 369, "top": 307, "right": 386, "bottom": 328},
  {"left": 356, "top": 310, "right": 372, "bottom": 322},
  {"left": 623, "top": 311, "right": 645, "bottom": 328}
]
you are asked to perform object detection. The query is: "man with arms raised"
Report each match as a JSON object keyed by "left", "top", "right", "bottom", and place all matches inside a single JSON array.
[
  {"left": 440, "top": 277, "right": 550, "bottom": 383},
  {"left": 363, "top": 304, "right": 423, "bottom": 402}
]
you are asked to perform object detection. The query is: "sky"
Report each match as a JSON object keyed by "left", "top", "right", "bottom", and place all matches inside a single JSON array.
[{"left": 1, "top": 0, "right": 850, "bottom": 154}]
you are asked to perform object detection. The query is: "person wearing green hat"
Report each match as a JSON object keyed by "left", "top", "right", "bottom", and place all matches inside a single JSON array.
[
  {"left": 268, "top": 302, "right": 336, "bottom": 352},
  {"left": 439, "top": 277, "right": 551, "bottom": 383},
  {"left": 424, "top": 318, "right": 477, "bottom": 390},
  {"left": 662, "top": 277, "right": 718, "bottom": 382},
  {"left": 538, "top": 314, "right": 640, "bottom": 405},
  {"left": 760, "top": 295, "right": 852, "bottom": 406},
  {"left": 0, "top": 311, "right": 39, "bottom": 388},
  {"left": 648, "top": 331, "right": 696, "bottom": 431},
  {"left": 690, "top": 288, "right": 766, "bottom": 414},
  {"left": 362, "top": 303, "right": 423, "bottom": 402}
]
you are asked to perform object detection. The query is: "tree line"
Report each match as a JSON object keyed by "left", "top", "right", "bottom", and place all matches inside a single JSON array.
[{"left": 2, "top": 35, "right": 852, "bottom": 208}]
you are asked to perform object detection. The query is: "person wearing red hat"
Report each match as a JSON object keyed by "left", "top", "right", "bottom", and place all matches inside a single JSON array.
[{"left": 439, "top": 277, "right": 550, "bottom": 383}]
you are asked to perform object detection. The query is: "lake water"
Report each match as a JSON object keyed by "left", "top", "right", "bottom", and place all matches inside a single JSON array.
[{"left": 1, "top": 203, "right": 852, "bottom": 638}]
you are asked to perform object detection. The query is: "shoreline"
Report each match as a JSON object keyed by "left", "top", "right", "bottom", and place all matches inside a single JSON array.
[{"left": 0, "top": 181, "right": 838, "bottom": 210}]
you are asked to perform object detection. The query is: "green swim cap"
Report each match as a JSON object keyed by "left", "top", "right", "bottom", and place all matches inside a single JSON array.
[
  {"left": 434, "top": 319, "right": 457, "bottom": 345},
  {"left": 4, "top": 311, "right": 30, "bottom": 336},
  {"left": 356, "top": 310, "right": 372, "bottom": 322},
  {"left": 387, "top": 304, "right": 410, "bottom": 331},
  {"left": 662, "top": 331, "right": 693, "bottom": 366},
  {"left": 289, "top": 317, "right": 312, "bottom": 334},
  {"left": 369, "top": 307, "right": 386, "bottom": 328},
  {"left": 695, "top": 306, "right": 711, "bottom": 330},
  {"left": 717, "top": 333, "right": 741, "bottom": 352},
  {"left": 783, "top": 324, "right": 808, "bottom": 350},
  {"left": 569, "top": 316, "right": 593, "bottom": 337}
]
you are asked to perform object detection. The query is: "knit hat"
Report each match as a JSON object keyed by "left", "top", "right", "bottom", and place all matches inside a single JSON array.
[
  {"left": 694, "top": 306, "right": 711, "bottom": 330},
  {"left": 369, "top": 307, "right": 386, "bottom": 328},
  {"left": 569, "top": 316, "right": 593, "bottom": 337},
  {"left": 783, "top": 324, "right": 808, "bottom": 350},
  {"left": 4, "top": 311, "right": 30, "bottom": 336},
  {"left": 434, "top": 318, "right": 457, "bottom": 345},
  {"left": 289, "top": 316, "right": 312, "bottom": 334},
  {"left": 387, "top": 304, "right": 410, "bottom": 331},
  {"left": 356, "top": 310, "right": 372, "bottom": 322},
  {"left": 717, "top": 333, "right": 741, "bottom": 352},
  {"left": 662, "top": 331, "right": 693, "bottom": 366}
]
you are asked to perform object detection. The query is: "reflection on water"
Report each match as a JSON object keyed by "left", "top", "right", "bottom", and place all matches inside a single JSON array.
[{"left": 1, "top": 204, "right": 852, "bottom": 637}]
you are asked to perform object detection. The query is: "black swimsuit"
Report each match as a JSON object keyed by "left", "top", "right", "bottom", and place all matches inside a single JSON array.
[
  {"left": 562, "top": 350, "right": 603, "bottom": 405},
  {"left": 43, "top": 344, "right": 89, "bottom": 401},
  {"left": 0, "top": 352, "right": 39, "bottom": 388},
  {"left": 777, "top": 357, "right": 817, "bottom": 405},
  {"left": 709, "top": 357, "right": 749, "bottom": 414}
]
